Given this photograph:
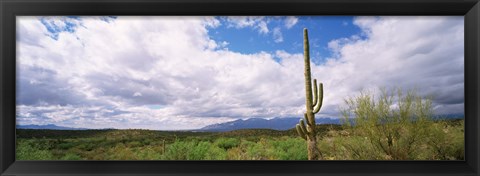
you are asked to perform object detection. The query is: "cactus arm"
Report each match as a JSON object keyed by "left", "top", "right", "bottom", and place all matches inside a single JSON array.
[
  {"left": 303, "top": 113, "right": 309, "bottom": 125},
  {"left": 304, "top": 113, "right": 314, "bottom": 132},
  {"left": 312, "top": 82, "right": 323, "bottom": 114},
  {"left": 299, "top": 119, "right": 307, "bottom": 134},
  {"left": 313, "top": 79, "right": 318, "bottom": 107},
  {"left": 296, "top": 124, "right": 307, "bottom": 140}
]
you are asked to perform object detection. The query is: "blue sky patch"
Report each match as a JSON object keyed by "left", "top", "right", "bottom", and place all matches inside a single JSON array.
[
  {"left": 208, "top": 16, "right": 363, "bottom": 65},
  {"left": 40, "top": 17, "right": 80, "bottom": 40}
]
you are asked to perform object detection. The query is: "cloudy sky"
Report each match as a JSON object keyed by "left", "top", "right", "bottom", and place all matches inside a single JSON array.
[{"left": 16, "top": 16, "right": 464, "bottom": 130}]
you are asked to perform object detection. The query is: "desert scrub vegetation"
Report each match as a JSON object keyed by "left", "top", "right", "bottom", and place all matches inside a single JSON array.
[
  {"left": 16, "top": 118, "right": 462, "bottom": 160},
  {"left": 316, "top": 88, "right": 464, "bottom": 160},
  {"left": 16, "top": 133, "right": 308, "bottom": 160},
  {"left": 16, "top": 140, "right": 55, "bottom": 160},
  {"left": 317, "top": 118, "right": 463, "bottom": 160}
]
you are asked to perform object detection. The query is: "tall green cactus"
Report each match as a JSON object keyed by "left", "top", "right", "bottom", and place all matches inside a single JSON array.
[{"left": 296, "top": 28, "right": 323, "bottom": 160}]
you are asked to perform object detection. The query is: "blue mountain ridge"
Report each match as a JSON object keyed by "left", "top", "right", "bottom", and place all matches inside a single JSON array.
[
  {"left": 199, "top": 117, "right": 342, "bottom": 132},
  {"left": 16, "top": 114, "right": 463, "bottom": 131},
  {"left": 16, "top": 124, "right": 90, "bottom": 130},
  {"left": 199, "top": 114, "right": 464, "bottom": 132}
]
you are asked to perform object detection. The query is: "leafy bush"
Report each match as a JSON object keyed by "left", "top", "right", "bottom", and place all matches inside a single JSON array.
[
  {"left": 57, "top": 142, "right": 77, "bottom": 150},
  {"left": 127, "top": 141, "right": 143, "bottom": 148},
  {"left": 134, "top": 146, "right": 163, "bottom": 160},
  {"left": 163, "top": 140, "right": 227, "bottom": 160},
  {"left": 60, "top": 153, "right": 83, "bottom": 160},
  {"left": 214, "top": 138, "right": 240, "bottom": 150},
  {"left": 318, "top": 133, "right": 383, "bottom": 160},
  {"left": 244, "top": 138, "right": 275, "bottom": 160},
  {"left": 426, "top": 120, "right": 464, "bottom": 160},
  {"left": 16, "top": 140, "right": 54, "bottom": 160},
  {"left": 77, "top": 143, "right": 96, "bottom": 151},
  {"left": 270, "top": 137, "right": 307, "bottom": 160},
  {"left": 104, "top": 144, "right": 138, "bottom": 160},
  {"left": 341, "top": 88, "right": 438, "bottom": 160}
]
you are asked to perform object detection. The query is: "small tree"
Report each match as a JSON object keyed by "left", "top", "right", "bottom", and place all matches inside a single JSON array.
[{"left": 341, "top": 88, "right": 433, "bottom": 160}]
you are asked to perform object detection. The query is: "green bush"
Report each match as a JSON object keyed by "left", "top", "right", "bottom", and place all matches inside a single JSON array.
[
  {"left": 163, "top": 140, "right": 227, "bottom": 160},
  {"left": 214, "top": 138, "right": 240, "bottom": 150},
  {"left": 77, "top": 143, "right": 96, "bottom": 151},
  {"left": 60, "top": 153, "right": 83, "bottom": 160},
  {"left": 103, "top": 144, "right": 138, "bottom": 160},
  {"left": 341, "top": 88, "right": 435, "bottom": 160},
  {"left": 162, "top": 141, "right": 192, "bottom": 160},
  {"left": 270, "top": 137, "right": 307, "bottom": 160},
  {"left": 134, "top": 146, "right": 162, "bottom": 160},
  {"left": 16, "top": 140, "right": 54, "bottom": 160},
  {"left": 57, "top": 142, "right": 77, "bottom": 150},
  {"left": 244, "top": 138, "right": 274, "bottom": 160},
  {"left": 319, "top": 133, "right": 383, "bottom": 160},
  {"left": 127, "top": 141, "right": 143, "bottom": 148},
  {"left": 427, "top": 121, "right": 464, "bottom": 160}
]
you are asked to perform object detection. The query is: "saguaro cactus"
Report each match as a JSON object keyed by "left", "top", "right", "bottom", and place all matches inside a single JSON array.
[{"left": 296, "top": 28, "right": 323, "bottom": 160}]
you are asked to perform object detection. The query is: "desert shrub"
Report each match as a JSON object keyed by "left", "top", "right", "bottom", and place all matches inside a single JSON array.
[
  {"left": 134, "top": 146, "right": 163, "bottom": 160},
  {"left": 103, "top": 143, "right": 138, "bottom": 160},
  {"left": 427, "top": 120, "right": 464, "bottom": 160},
  {"left": 60, "top": 153, "right": 83, "bottom": 160},
  {"left": 77, "top": 143, "right": 96, "bottom": 151},
  {"left": 163, "top": 140, "right": 227, "bottom": 160},
  {"left": 270, "top": 137, "right": 307, "bottom": 160},
  {"left": 57, "top": 142, "right": 77, "bottom": 150},
  {"left": 227, "top": 146, "right": 249, "bottom": 160},
  {"left": 245, "top": 138, "right": 274, "bottom": 160},
  {"left": 319, "top": 133, "right": 383, "bottom": 160},
  {"left": 162, "top": 141, "right": 193, "bottom": 160},
  {"left": 140, "top": 138, "right": 152, "bottom": 146},
  {"left": 29, "top": 139, "right": 57, "bottom": 150},
  {"left": 188, "top": 141, "right": 211, "bottom": 160},
  {"left": 214, "top": 138, "right": 240, "bottom": 150},
  {"left": 226, "top": 137, "right": 307, "bottom": 160},
  {"left": 225, "top": 140, "right": 254, "bottom": 160},
  {"left": 127, "top": 141, "right": 143, "bottom": 148},
  {"left": 88, "top": 147, "right": 108, "bottom": 160},
  {"left": 196, "top": 142, "right": 227, "bottom": 160},
  {"left": 341, "top": 88, "right": 435, "bottom": 160},
  {"left": 16, "top": 140, "right": 54, "bottom": 160},
  {"left": 243, "top": 136, "right": 262, "bottom": 142}
]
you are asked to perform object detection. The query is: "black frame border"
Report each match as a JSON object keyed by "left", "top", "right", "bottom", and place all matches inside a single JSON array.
[{"left": 1, "top": 0, "right": 479, "bottom": 175}]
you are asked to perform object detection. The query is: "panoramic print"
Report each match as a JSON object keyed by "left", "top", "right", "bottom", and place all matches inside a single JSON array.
[{"left": 16, "top": 16, "right": 464, "bottom": 160}]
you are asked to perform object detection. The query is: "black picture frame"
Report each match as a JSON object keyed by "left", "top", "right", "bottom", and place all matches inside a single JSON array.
[{"left": 1, "top": 0, "right": 479, "bottom": 175}]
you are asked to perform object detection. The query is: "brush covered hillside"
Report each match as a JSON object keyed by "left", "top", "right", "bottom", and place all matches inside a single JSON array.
[{"left": 16, "top": 119, "right": 463, "bottom": 160}]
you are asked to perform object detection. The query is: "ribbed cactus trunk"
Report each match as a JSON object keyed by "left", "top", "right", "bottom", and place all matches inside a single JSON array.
[{"left": 296, "top": 28, "right": 323, "bottom": 160}]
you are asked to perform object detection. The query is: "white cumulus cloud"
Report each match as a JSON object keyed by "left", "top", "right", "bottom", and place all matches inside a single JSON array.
[
  {"left": 285, "top": 16, "right": 298, "bottom": 29},
  {"left": 225, "top": 16, "right": 269, "bottom": 34},
  {"left": 273, "top": 27, "right": 283, "bottom": 43}
]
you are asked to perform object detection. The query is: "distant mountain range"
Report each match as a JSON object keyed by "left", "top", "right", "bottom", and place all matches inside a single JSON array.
[
  {"left": 199, "top": 117, "right": 342, "bottom": 132},
  {"left": 16, "top": 114, "right": 464, "bottom": 131},
  {"left": 16, "top": 124, "right": 90, "bottom": 130},
  {"left": 199, "top": 114, "right": 465, "bottom": 132}
]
